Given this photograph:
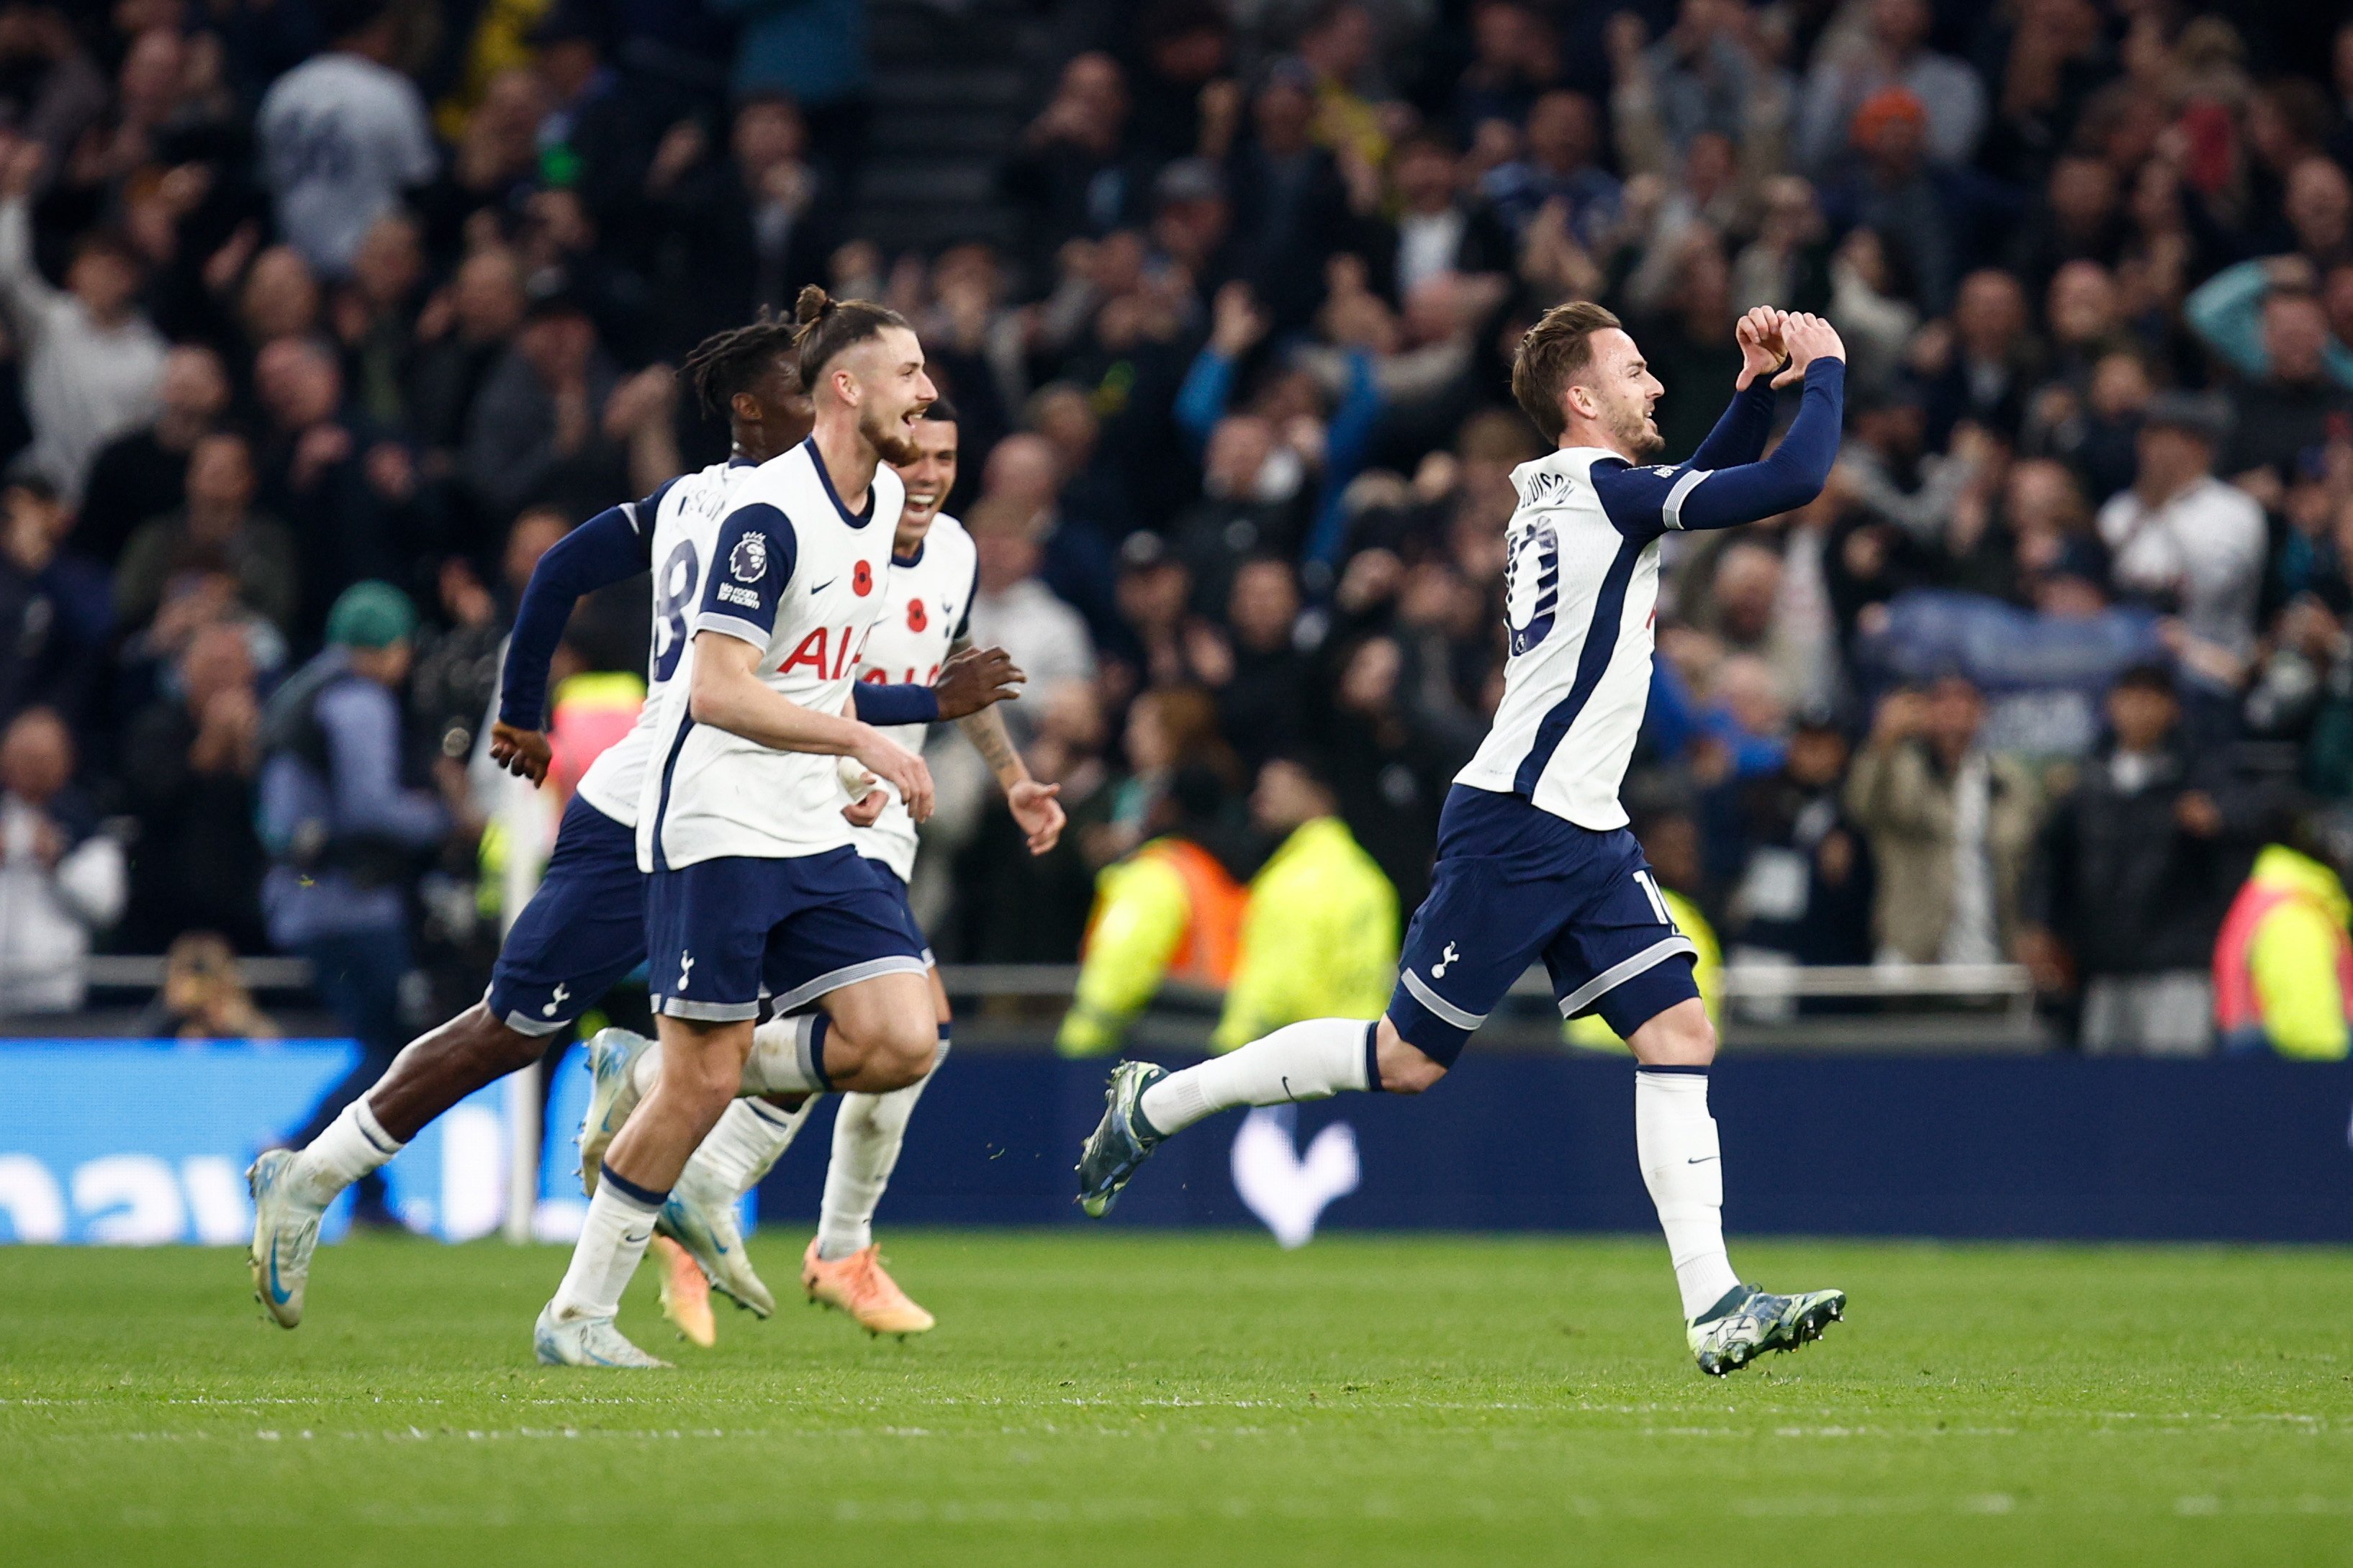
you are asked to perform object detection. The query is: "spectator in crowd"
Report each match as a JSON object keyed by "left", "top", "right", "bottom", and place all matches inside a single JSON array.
[
  {"left": 253, "top": 335, "right": 407, "bottom": 636},
  {"left": 2096, "top": 391, "right": 2267, "bottom": 663},
  {"left": 2218, "top": 286, "right": 2353, "bottom": 491},
  {"left": 1005, "top": 53, "right": 1144, "bottom": 281},
  {"left": 1479, "top": 89, "right": 1618, "bottom": 243},
  {"left": 259, "top": 581, "right": 451, "bottom": 1223},
  {"left": 1795, "top": 0, "right": 1986, "bottom": 175},
  {"left": 2027, "top": 665, "right": 2259, "bottom": 1054},
  {"left": 463, "top": 289, "right": 620, "bottom": 522},
  {"left": 119, "top": 620, "right": 267, "bottom": 953},
  {"left": 407, "top": 245, "right": 526, "bottom": 466},
  {"left": 1720, "top": 712, "right": 1876, "bottom": 969},
  {"left": 0, "top": 706, "right": 122, "bottom": 1013},
  {"left": 1846, "top": 676, "right": 2043, "bottom": 966},
  {"left": 1201, "top": 556, "right": 1311, "bottom": 769},
  {"left": 78, "top": 343, "right": 230, "bottom": 566},
  {"left": 0, "top": 135, "right": 166, "bottom": 501},
  {"left": 0, "top": 476, "right": 109, "bottom": 734},
  {"left": 647, "top": 94, "right": 837, "bottom": 357},
  {"left": 1372, "top": 131, "right": 1512, "bottom": 304},
  {"left": 114, "top": 431, "right": 297, "bottom": 639},
  {"left": 962, "top": 496, "right": 1097, "bottom": 712},
  {"left": 255, "top": 0, "right": 435, "bottom": 277},
  {"left": 1211, "top": 751, "right": 1398, "bottom": 1051},
  {"left": 134, "top": 930, "right": 278, "bottom": 1041}
]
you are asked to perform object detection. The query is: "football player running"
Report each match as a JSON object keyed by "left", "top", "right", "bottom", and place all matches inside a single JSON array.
[
  {"left": 243, "top": 315, "right": 1018, "bottom": 1331},
  {"left": 1076, "top": 304, "right": 1853, "bottom": 1377},
  {"left": 536, "top": 287, "right": 970, "bottom": 1367},
  {"left": 638, "top": 395, "right": 1067, "bottom": 1343}
]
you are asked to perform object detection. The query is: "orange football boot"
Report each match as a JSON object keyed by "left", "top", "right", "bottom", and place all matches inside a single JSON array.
[
  {"left": 653, "top": 1235, "right": 716, "bottom": 1348},
  {"left": 800, "top": 1238, "right": 935, "bottom": 1336}
]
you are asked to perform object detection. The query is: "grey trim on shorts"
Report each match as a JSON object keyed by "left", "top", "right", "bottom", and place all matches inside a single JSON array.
[
  {"left": 1555, "top": 936, "right": 1698, "bottom": 1018},
  {"left": 654, "top": 994, "right": 763, "bottom": 1023},
  {"left": 1400, "top": 968, "right": 1486, "bottom": 1030},
  {"left": 502, "top": 1007, "right": 572, "bottom": 1038},
  {"left": 770, "top": 954, "right": 929, "bottom": 1015}
]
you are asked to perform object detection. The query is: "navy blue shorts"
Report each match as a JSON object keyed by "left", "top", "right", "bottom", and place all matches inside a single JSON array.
[
  {"left": 485, "top": 794, "right": 648, "bottom": 1036},
  {"left": 646, "top": 848, "right": 929, "bottom": 1023},
  {"left": 865, "top": 861, "right": 936, "bottom": 969},
  {"left": 1386, "top": 785, "right": 1699, "bottom": 1066}
]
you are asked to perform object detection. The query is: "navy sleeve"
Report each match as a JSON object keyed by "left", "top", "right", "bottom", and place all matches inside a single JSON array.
[
  {"left": 497, "top": 501, "right": 656, "bottom": 728},
  {"left": 1686, "top": 379, "right": 1779, "bottom": 471},
  {"left": 695, "top": 502, "right": 798, "bottom": 645},
  {"left": 1592, "top": 359, "right": 1845, "bottom": 538},
  {"left": 851, "top": 683, "right": 941, "bottom": 725}
]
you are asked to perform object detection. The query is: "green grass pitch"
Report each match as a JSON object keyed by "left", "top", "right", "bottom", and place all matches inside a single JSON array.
[{"left": 4, "top": 1231, "right": 2352, "bottom": 1567}]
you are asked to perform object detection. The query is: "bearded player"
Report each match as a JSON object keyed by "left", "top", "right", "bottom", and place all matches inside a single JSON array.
[{"left": 1078, "top": 304, "right": 1853, "bottom": 1377}]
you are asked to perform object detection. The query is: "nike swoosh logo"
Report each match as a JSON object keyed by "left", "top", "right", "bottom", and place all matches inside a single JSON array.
[
  {"left": 266, "top": 1237, "right": 293, "bottom": 1305},
  {"left": 810, "top": 578, "right": 836, "bottom": 594},
  {"left": 1686, "top": 1156, "right": 1719, "bottom": 1165}
]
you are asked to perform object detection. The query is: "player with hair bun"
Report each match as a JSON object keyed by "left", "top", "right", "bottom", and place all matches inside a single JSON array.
[
  {"left": 533, "top": 289, "right": 983, "bottom": 1368},
  {"left": 243, "top": 308, "right": 1022, "bottom": 1336}
]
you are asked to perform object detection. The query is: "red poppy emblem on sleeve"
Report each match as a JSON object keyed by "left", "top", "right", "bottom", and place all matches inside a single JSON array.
[
  {"left": 852, "top": 559, "right": 874, "bottom": 596},
  {"left": 907, "top": 598, "right": 928, "bottom": 631}
]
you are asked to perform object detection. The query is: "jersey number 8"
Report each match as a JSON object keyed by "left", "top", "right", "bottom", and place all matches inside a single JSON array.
[{"left": 651, "top": 539, "right": 701, "bottom": 681}]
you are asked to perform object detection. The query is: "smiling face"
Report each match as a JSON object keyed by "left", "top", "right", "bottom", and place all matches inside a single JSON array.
[
  {"left": 1568, "top": 327, "right": 1666, "bottom": 459},
  {"left": 890, "top": 416, "right": 959, "bottom": 551},
  {"left": 831, "top": 324, "right": 936, "bottom": 466}
]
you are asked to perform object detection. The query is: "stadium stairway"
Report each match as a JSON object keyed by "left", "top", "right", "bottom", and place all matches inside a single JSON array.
[{"left": 854, "top": 0, "right": 1054, "bottom": 255}]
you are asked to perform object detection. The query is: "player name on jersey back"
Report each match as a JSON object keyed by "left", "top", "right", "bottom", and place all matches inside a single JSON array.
[
  {"left": 571, "top": 458, "right": 757, "bottom": 829},
  {"left": 635, "top": 438, "right": 905, "bottom": 871},
  {"left": 849, "top": 514, "right": 980, "bottom": 882},
  {"left": 1454, "top": 445, "right": 1666, "bottom": 832}
]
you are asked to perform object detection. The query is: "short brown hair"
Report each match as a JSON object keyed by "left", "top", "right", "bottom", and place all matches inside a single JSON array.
[{"left": 1512, "top": 300, "right": 1620, "bottom": 441}]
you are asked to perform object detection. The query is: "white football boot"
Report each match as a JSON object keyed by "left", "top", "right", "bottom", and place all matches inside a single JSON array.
[{"left": 246, "top": 1149, "right": 325, "bottom": 1329}]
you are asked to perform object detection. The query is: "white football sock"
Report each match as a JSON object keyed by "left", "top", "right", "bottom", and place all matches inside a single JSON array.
[
  {"left": 289, "top": 1097, "right": 402, "bottom": 1207},
  {"left": 685, "top": 1097, "right": 813, "bottom": 1197},
  {"left": 741, "top": 1013, "right": 830, "bottom": 1095},
  {"left": 1635, "top": 1068, "right": 1743, "bottom": 1321},
  {"left": 550, "top": 1179, "right": 662, "bottom": 1323},
  {"left": 1137, "top": 1018, "right": 1370, "bottom": 1137},
  {"left": 817, "top": 1035, "right": 948, "bottom": 1259}
]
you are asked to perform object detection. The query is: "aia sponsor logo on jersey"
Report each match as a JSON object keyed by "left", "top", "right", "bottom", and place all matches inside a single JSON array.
[
  {"left": 906, "top": 597, "right": 927, "bottom": 632},
  {"left": 852, "top": 560, "right": 874, "bottom": 596}
]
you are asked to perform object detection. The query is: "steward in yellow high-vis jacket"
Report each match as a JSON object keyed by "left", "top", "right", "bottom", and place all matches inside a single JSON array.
[
  {"left": 1212, "top": 756, "right": 1400, "bottom": 1052},
  {"left": 2214, "top": 842, "right": 2353, "bottom": 1059},
  {"left": 1057, "top": 770, "right": 1247, "bottom": 1056}
]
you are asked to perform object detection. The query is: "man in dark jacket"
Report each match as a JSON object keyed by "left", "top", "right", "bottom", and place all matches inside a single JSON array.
[
  {"left": 260, "top": 581, "right": 451, "bottom": 1220},
  {"left": 2028, "top": 663, "right": 2267, "bottom": 1054}
]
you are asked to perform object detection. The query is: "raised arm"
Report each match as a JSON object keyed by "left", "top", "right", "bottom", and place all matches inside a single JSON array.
[
  {"left": 1685, "top": 307, "right": 1789, "bottom": 471},
  {"left": 1594, "top": 316, "right": 1846, "bottom": 536},
  {"left": 489, "top": 488, "right": 666, "bottom": 781}
]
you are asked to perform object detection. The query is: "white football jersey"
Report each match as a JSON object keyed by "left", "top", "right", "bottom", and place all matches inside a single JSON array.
[
  {"left": 849, "top": 514, "right": 979, "bottom": 882},
  {"left": 636, "top": 438, "right": 904, "bottom": 870},
  {"left": 572, "top": 459, "right": 758, "bottom": 828},
  {"left": 1455, "top": 447, "right": 1667, "bottom": 830}
]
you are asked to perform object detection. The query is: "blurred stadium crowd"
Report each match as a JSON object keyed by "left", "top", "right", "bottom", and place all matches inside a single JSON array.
[{"left": 1, "top": 0, "right": 2351, "bottom": 1055}]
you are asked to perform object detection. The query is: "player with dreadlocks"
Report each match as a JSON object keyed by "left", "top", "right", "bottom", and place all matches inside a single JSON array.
[{"left": 243, "top": 312, "right": 1023, "bottom": 1336}]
